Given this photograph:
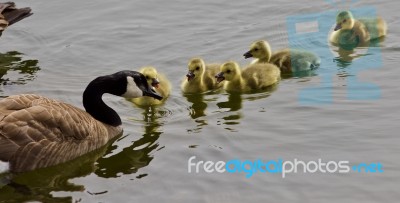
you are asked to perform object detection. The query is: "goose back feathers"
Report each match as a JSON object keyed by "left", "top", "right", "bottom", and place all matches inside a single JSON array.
[{"left": 0, "top": 71, "right": 162, "bottom": 172}]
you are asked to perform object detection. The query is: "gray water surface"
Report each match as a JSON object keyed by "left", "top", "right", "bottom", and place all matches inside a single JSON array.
[{"left": 0, "top": 0, "right": 399, "bottom": 202}]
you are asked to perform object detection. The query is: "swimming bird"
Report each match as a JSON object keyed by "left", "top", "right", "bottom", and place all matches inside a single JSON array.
[
  {"left": 243, "top": 40, "right": 320, "bottom": 74},
  {"left": 0, "top": 2, "right": 32, "bottom": 37},
  {"left": 329, "top": 10, "right": 387, "bottom": 46},
  {"left": 215, "top": 61, "right": 280, "bottom": 92},
  {"left": 0, "top": 70, "right": 162, "bottom": 172},
  {"left": 181, "top": 57, "right": 223, "bottom": 93},
  {"left": 130, "top": 66, "right": 171, "bottom": 106}
]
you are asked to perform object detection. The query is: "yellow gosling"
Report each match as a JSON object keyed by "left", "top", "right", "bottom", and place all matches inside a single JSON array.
[
  {"left": 181, "top": 57, "right": 223, "bottom": 93},
  {"left": 329, "top": 10, "right": 387, "bottom": 45},
  {"left": 215, "top": 61, "right": 280, "bottom": 92},
  {"left": 131, "top": 66, "right": 171, "bottom": 106},
  {"left": 243, "top": 40, "right": 320, "bottom": 74}
]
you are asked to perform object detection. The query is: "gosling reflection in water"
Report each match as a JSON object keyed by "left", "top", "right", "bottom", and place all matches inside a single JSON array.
[
  {"left": 332, "top": 36, "right": 383, "bottom": 64},
  {"left": 183, "top": 92, "right": 219, "bottom": 133},
  {"left": 216, "top": 85, "right": 277, "bottom": 132},
  {"left": 183, "top": 93, "right": 207, "bottom": 119},
  {"left": 216, "top": 92, "right": 242, "bottom": 112},
  {"left": 216, "top": 93, "right": 242, "bottom": 132},
  {"left": 0, "top": 51, "right": 40, "bottom": 86},
  {"left": 331, "top": 37, "right": 383, "bottom": 84}
]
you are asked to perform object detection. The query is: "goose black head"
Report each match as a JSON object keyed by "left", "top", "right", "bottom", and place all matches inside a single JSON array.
[
  {"left": 122, "top": 71, "right": 163, "bottom": 100},
  {"left": 101, "top": 70, "right": 162, "bottom": 100}
]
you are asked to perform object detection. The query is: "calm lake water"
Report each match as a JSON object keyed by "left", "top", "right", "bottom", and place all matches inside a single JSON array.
[{"left": 1, "top": 0, "right": 399, "bottom": 202}]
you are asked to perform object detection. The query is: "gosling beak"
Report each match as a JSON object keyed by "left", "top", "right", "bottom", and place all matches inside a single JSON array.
[
  {"left": 143, "top": 86, "right": 163, "bottom": 100},
  {"left": 243, "top": 50, "right": 253, "bottom": 59},
  {"left": 151, "top": 78, "right": 160, "bottom": 89},
  {"left": 186, "top": 71, "right": 195, "bottom": 81},
  {"left": 215, "top": 72, "right": 225, "bottom": 84},
  {"left": 334, "top": 23, "right": 342, "bottom": 31}
]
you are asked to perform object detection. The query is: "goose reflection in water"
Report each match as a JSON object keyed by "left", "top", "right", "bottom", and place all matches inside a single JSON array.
[
  {"left": 0, "top": 138, "right": 116, "bottom": 203},
  {"left": 95, "top": 106, "right": 163, "bottom": 178},
  {"left": 0, "top": 51, "right": 40, "bottom": 86},
  {"left": 0, "top": 108, "right": 164, "bottom": 202}
]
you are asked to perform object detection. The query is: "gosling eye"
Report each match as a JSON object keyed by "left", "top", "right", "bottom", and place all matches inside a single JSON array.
[
  {"left": 254, "top": 48, "right": 259, "bottom": 51},
  {"left": 226, "top": 70, "right": 231, "bottom": 74},
  {"left": 343, "top": 19, "right": 347, "bottom": 23},
  {"left": 146, "top": 76, "right": 150, "bottom": 79},
  {"left": 195, "top": 66, "right": 200, "bottom": 71}
]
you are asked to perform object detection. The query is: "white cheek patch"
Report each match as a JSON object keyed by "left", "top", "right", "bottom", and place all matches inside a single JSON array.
[
  {"left": 0, "top": 161, "right": 9, "bottom": 173},
  {"left": 122, "top": 76, "right": 143, "bottom": 98}
]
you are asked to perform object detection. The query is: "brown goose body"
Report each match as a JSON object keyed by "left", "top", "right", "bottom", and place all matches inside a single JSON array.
[
  {"left": 0, "top": 71, "right": 162, "bottom": 172},
  {"left": 0, "top": 94, "right": 121, "bottom": 172},
  {"left": 0, "top": 2, "right": 32, "bottom": 36}
]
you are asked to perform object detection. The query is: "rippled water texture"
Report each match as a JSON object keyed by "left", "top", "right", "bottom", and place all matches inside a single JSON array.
[{"left": 1, "top": 0, "right": 399, "bottom": 202}]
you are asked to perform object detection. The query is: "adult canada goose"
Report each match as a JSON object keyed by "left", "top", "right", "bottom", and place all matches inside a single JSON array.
[
  {"left": 0, "top": 70, "right": 162, "bottom": 172},
  {"left": 130, "top": 66, "right": 171, "bottom": 106},
  {"left": 181, "top": 57, "right": 223, "bottom": 93},
  {"left": 329, "top": 11, "right": 387, "bottom": 46},
  {"left": 0, "top": 2, "right": 32, "bottom": 37},
  {"left": 215, "top": 61, "right": 280, "bottom": 92},
  {"left": 243, "top": 40, "right": 320, "bottom": 74}
]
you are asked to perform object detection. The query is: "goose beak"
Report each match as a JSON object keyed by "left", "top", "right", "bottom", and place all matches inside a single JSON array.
[
  {"left": 151, "top": 78, "right": 160, "bottom": 89},
  {"left": 143, "top": 86, "right": 163, "bottom": 100},
  {"left": 186, "top": 71, "right": 195, "bottom": 81},
  {"left": 334, "top": 23, "right": 342, "bottom": 31},
  {"left": 243, "top": 50, "right": 253, "bottom": 59},
  {"left": 215, "top": 72, "right": 225, "bottom": 84}
]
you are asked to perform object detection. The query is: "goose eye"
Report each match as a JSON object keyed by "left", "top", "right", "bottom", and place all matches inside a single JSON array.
[
  {"left": 195, "top": 66, "right": 200, "bottom": 70},
  {"left": 343, "top": 19, "right": 347, "bottom": 23}
]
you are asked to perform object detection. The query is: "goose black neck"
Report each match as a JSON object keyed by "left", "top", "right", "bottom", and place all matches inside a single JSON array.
[{"left": 83, "top": 75, "right": 127, "bottom": 127}]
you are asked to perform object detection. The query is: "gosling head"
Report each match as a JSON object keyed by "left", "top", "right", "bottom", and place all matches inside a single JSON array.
[
  {"left": 215, "top": 61, "right": 241, "bottom": 83},
  {"left": 140, "top": 66, "right": 160, "bottom": 89},
  {"left": 334, "top": 11, "right": 355, "bottom": 31},
  {"left": 186, "top": 58, "right": 206, "bottom": 82},
  {"left": 243, "top": 40, "right": 272, "bottom": 61}
]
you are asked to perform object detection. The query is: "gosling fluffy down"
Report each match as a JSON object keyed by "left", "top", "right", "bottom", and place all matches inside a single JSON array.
[
  {"left": 181, "top": 57, "right": 223, "bottom": 93},
  {"left": 215, "top": 61, "right": 280, "bottom": 92},
  {"left": 243, "top": 40, "right": 320, "bottom": 74},
  {"left": 131, "top": 66, "right": 171, "bottom": 106},
  {"left": 329, "top": 10, "right": 387, "bottom": 45}
]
